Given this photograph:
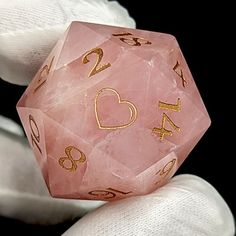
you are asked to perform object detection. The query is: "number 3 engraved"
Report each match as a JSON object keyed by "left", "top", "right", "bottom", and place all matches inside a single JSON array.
[
  {"left": 82, "top": 48, "right": 111, "bottom": 77},
  {"left": 113, "top": 32, "right": 152, "bottom": 46},
  {"left": 59, "top": 146, "right": 86, "bottom": 172}
]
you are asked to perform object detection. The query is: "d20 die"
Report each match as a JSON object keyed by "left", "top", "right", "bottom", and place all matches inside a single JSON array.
[{"left": 17, "top": 21, "right": 211, "bottom": 200}]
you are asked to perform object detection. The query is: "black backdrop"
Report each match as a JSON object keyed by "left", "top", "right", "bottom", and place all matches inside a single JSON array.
[{"left": 0, "top": 1, "right": 234, "bottom": 235}]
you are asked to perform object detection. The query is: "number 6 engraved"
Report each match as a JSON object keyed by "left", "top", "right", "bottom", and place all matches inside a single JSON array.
[
  {"left": 82, "top": 48, "right": 111, "bottom": 77},
  {"left": 59, "top": 146, "right": 86, "bottom": 172},
  {"left": 29, "top": 114, "right": 42, "bottom": 154},
  {"left": 155, "top": 158, "right": 177, "bottom": 185}
]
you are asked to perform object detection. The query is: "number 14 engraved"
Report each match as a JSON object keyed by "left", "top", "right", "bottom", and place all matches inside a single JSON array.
[{"left": 153, "top": 98, "right": 181, "bottom": 140}]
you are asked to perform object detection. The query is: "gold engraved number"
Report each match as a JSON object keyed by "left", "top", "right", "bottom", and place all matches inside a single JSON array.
[
  {"left": 29, "top": 115, "right": 42, "bottom": 154},
  {"left": 159, "top": 98, "right": 181, "bottom": 112},
  {"left": 173, "top": 61, "right": 187, "bottom": 88},
  {"left": 155, "top": 158, "right": 177, "bottom": 185},
  {"left": 88, "top": 188, "right": 132, "bottom": 199},
  {"left": 112, "top": 32, "right": 152, "bottom": 46},
  {"left": 153, "top": 98, "right": 181, "bottom": 140},
  {"left": 59, "top": 146, "right": 86, "bottom": 172},
  {"left": 82, "top": 48, "right": 111, "bottom": 77},
  {"left": 34, "top": 56, "right": 55, "bottom": 93}
]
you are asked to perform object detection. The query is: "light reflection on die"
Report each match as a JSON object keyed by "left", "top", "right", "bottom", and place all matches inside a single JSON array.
[{"left": 17, "top": 21, "right": 211, "bottom": 201}]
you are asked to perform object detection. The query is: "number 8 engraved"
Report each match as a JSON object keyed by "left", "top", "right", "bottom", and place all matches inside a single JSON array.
[
  {"left": 29, "top": 114, "right": 42, "bottom": 154},
  {"left": 59, "top": 146, "right": 86, "bottom": 172}
]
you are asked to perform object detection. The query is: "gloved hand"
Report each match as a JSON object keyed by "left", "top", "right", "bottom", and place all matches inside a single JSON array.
[{"left": 0, "top": 1, "right": 234, "bottom": 235}]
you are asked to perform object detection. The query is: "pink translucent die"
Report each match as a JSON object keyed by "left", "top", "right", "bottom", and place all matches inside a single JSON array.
[{"left": 17, "top": 22, "right": 211, "bottom": 201}]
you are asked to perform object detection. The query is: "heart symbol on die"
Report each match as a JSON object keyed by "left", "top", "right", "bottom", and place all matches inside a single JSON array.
[{"left": 95, "top": 88, "right": 138, "bottom": 130}]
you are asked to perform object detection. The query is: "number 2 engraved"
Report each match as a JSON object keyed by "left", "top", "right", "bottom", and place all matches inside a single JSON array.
[
  {"left": 88, "top": 187, "right": 132, "bottom": 199},
  {"left": 59, "top": 146, "right": 86, "bottom": 172},
  {"left": 153, "top": 98, "right": 181, "bottom": 140},
  {"left": 34, "top": 56, "right": 54, "bottom": 93},
  {"left": 113, "top": 32, "right": 152, "bottom": 46},
  {"left": 155, "top": 158, "right": 176, "bottom": 185},
  {"left": 29, "top": 115, "right": 42, "bottom": 154},
  {"left": 82, "top": 48, "right": 111, "bottom": 77}
]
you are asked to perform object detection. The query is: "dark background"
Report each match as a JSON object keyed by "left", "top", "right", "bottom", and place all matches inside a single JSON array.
[{"left": 0, "top": 1, "right": 234, "bottom": 235}]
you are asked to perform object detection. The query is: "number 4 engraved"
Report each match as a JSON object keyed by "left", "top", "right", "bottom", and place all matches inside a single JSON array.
[
  {"left": 153, "top": 113, "right": 180, "bottom": 140},
  {"left": 173, "top": 61, "right": 187, "bottom": 88},
  {"left": 153, "top": 98, "right": 181, "bottom": 140}
]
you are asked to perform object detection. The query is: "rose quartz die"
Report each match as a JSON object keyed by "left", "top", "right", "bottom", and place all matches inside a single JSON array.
[{"left": 17, "top": 21, "right": 211, "bottom": 200}]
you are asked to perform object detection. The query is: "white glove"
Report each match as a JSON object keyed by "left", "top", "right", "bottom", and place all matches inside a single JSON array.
[
  {"left": 0, "top": 118, "right": 234, "bottom": 234},
  {"left": 0, "top": 0, "right": 135, "bottom": 84},
  {"left": 0, "top": 115, "right": 104, "bottom": 224},
  {"left": 0, "top": 0, "right": 234, "bottom": 235},
  {"left": 63, "top": 174, "right": 234, "bottom": 236}
]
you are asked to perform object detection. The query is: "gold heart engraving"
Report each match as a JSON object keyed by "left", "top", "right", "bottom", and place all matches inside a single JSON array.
[{"left": 95, "top": 88, "right": 138, "bottom": 130}]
